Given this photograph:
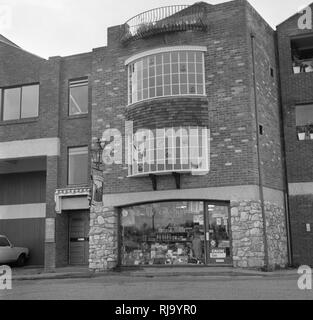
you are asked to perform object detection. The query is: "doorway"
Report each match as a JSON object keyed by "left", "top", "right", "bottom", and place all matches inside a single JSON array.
[
  {"left": 205, "top": 203, "right": 232, "bottom": 265},
  {"left": 68, "top": 211, "right": 89, "bottom": 265}
]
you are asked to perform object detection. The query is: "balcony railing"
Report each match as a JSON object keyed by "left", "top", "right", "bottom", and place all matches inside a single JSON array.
[{"left": 121, "top": 4, "right": 208, "bottom": 43}]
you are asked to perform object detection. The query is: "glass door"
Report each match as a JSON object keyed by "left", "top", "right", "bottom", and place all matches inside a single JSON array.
[{"left": 205, "top": 203, "right": 232, "bottom": 265}]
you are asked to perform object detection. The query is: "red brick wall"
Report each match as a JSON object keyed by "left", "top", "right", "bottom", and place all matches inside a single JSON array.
[
  {"left": 277, "top": 5, "right": 313, "bottom": 266},
  {"left": 91, "top": 0, "right": 284, "bottom": 196}
]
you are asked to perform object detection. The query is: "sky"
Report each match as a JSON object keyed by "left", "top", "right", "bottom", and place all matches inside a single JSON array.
[{"left": 0, "top": 0, "right": 312, "bottom": 58}]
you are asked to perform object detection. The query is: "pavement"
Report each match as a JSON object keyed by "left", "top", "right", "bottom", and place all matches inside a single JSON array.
[
  {"left": 1, "top": 269, "right": 311, "bottom": 300},
  {"left": 11, "top": 265, "right": 299, "bottom": 281}
]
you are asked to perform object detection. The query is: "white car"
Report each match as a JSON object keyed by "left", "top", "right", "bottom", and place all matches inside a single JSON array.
[{"left": 0, "top": 235, "right": 29, "bottom": 266}]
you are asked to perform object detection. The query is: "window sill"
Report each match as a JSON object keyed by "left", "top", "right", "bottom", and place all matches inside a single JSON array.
[
  {"left": 0, "top": 117, "right": 39, "bottom": 126},
  {"left": 66, "top": 114, "right": 89, "bottom": 120},
  {"left": 127, "top": 95, "right": 207, "bottom": 108}
]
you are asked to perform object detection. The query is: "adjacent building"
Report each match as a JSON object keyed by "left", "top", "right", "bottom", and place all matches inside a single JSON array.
[{"left": 0, "top": 0, "right": 311, "bottom": 270}]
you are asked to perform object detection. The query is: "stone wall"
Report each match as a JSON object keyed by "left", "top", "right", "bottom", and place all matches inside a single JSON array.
[
  {"left": 265, "top": 203, "right": 288, "bottom": 268},
  {"left": 89, "top": 205, "right": 118, "bottom": 271},
  {"left": 231, "top": 200, "right": 288, "bottom": 269},
  {"left": 231, "top": 200, "right": 265, "bottom": 268}
]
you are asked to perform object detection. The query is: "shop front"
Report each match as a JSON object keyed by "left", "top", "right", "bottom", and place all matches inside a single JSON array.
[{"left": 119, "top": 201, "right": 232, "bottom": 266}]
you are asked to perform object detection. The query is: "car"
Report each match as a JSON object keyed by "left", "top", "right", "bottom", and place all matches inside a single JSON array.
[{"left": 0, "top": 235, "right": 29, "bottom": 267}]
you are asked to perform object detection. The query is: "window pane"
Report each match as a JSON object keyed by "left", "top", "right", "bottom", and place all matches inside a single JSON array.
[
  {"left": 188, "top": 63, "right": 195, "bottom": 73},
  {"left": 69, "top": 80, "right": 88, "bottom": 115},
  {"left": 296, "top": 105, "right": 313, "bottom": 126},
  {"left": 195, "top": 52, "right": 202, "bottom": 63},
  {"left": 156, "top": 54, "right": 162, "bottom": 65},
  {"left": 172, "top": 63, "right": 178, "bottom": 73},
  {"left": 181, "top": 84, "right": 188, "bottom": 94},
  {"left": 189, "top": 85, "right": 196, "bottom": 94},
  {"left": 164, "top": 64, "right": 171, "bottom": 74},
  {"left": 163, "top": 53, "right": 170, "bottom": 64},
  {"left": 68, "top": 147, "right": 88, "bottom": 185},
  {"left": 197, "top": 85, "right": 204, "bottom": 95},
  {"left": 172, "top": 85, "right": 179, "bottom": 95},
  {"left": 156, "top": 86, "right": 163, "bottom": 96},
  {"left": 164, "top": 75, "right": 171, "bottom": 85},
  {"left": 180, "top": 74, "right": 187, "bottom": 84},
  {"left": 196, "top": 63, "right": 203, "bottom": 73},
  {"left": 171, "top": 52, "right": 179, "bottom": 63},
  {"left": 172, "top": 74, "right": 179, "bottom": 84},
  {"left": 0, "top": 237, "right": 10, "bottom": 247},
  {"left": 156, "top": 76, "right": 162, "bottom": 86},
  {"left": 3, "top": 88, "right": 21, "bottom": 121},
  {"left": 21, "top": 85, "right": 39, "bottom": 118}
]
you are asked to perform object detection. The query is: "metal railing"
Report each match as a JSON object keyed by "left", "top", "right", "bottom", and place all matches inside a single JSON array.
[{"left": 122, "top": 5, "right": 207, "bottom": 43}]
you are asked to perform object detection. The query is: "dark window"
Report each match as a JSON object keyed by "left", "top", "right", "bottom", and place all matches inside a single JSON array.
[
  {"left": 1, "top": 84, "right": 39, "bottom": 121},
  {"left": 270, "top": 68, "right": 274, "bottom": 78},
  {"left": 68, "top": 146, "right": 88, "bottom": 185},
  {"left": 296, "top": 104, "right": 313, "bottom": 141},
  {"left": 291, "top": 35, "right": 313, "bottom": 74},
  {"left": 0, "top": 237, "right": 10, "bottom": 247},
  {"left": 259, "top": 124, "right": 264, "bottom": 136},
  {"left": 69, "top": 79, "right": 88, "bottom": 116}
]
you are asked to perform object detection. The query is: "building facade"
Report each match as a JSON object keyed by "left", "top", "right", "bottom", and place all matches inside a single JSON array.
[
  {"left": 277, "top": 4, "right": 313, "bottom": 267},
  {"left": 0, "top": 0, "right": 311, "bottom": 270}
]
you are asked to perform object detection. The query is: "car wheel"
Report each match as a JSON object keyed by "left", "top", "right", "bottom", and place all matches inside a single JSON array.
[{"left": 16, "top": 254, "right": 26, "bottom": 267}]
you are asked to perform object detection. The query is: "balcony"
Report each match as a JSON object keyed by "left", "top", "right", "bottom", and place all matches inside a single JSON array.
[{"left": 121, "top": 4, "right": 208, "bottom": 44}]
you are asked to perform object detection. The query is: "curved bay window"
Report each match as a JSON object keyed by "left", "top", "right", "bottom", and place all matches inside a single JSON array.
[
  {"left": 120, "top": 201, "right": 232, "bottom": 266},
  {"left": 126, "top": 47, "right": 207, "bottom": 105},
  {"left": 127, "top": 126, "right": 210, "bottom": 177}
]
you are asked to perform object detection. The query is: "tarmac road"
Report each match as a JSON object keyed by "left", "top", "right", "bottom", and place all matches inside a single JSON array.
[{"left": 0, "top": 274, "right": 312, "bottom": 300}]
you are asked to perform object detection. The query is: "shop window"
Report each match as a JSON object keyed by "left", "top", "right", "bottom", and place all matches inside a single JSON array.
[
  {"left": 0, "top": 84, "right": 39, "bottom": 121},
  {"left": 126, "top": 47, "right": 206, "bottom": 105},
  {"left": 120, "top": 201, "right": 231, "bottom": 266},
  {"left": 291, "top": 35, "right": 313, "bottom": 74},
  {"left": 69, "top": 79, "right": 88, "bottom": 116},
  {"left": 68, "top": 146, "right": 88, "bottom": 185},
  {"left": 296, "top": 104, "right": 313, "bottom": 141}
]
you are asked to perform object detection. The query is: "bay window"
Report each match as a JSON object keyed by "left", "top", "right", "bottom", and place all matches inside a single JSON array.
[{"left": 126, "top": 46, "right": 206, "bottom": 104}]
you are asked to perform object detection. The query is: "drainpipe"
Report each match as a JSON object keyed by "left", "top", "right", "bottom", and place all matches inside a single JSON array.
[
  {"left": 274, "top": 32, "right": 293, "bottom": 267},
  {"left": 250, "top": 34, "right": 269, "bottom": 270}
]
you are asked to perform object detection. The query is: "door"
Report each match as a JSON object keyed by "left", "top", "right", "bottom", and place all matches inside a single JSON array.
[
  {"left": 69, "top": 212, "right": 89, "bottom": 265},
  {"left": 205, "top": 203, "right": 232, "bottom": 265}
]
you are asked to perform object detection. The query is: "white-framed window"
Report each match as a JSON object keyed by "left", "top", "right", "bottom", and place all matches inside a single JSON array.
[
  {"left": 127, "top": 126, "right": 210, "bottom": 177},
  {"left": 68, "top": 146, "right": 88, "bottom": 185},
  {"left": 69, "top": 78, "right": 88, "bottom": 116},
  {"left": 0, "top": 84, "right": 39, "bottom": 121},
  {"left": 126, "top": 46, "right": 207, "bottom": 105}
]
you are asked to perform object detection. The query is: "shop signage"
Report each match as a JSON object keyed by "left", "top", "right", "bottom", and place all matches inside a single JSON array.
[
  {"left": 91, "top": 168, "right": 104, "bottom": 205},
  {"left": 210, "top": 249, "right": 226, "bottom": 259}
]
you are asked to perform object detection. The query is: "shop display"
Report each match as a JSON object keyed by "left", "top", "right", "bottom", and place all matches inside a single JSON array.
[{"left": 121, "top": 201, "right": 231, "bottom": 266}]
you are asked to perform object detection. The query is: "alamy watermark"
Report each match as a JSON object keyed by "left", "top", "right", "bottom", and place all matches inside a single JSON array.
[
  {"left": 297, "top": 265, "right": 312, "bottom": 290},
  {"left": 298, "top": 5, "right": 312, "bottom": 30},
  {"left": 0, "top": 265, "right": 12, "bottom": 290}
]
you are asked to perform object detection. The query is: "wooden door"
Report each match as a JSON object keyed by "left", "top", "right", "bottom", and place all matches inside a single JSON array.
[{"left": 69, "top": 212, "right": 89, "bottom": 265}]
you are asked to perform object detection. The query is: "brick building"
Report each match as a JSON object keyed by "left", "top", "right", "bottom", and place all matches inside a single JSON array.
[{"left": 0, "top": 0, "right": 311, "bottom": 270}]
